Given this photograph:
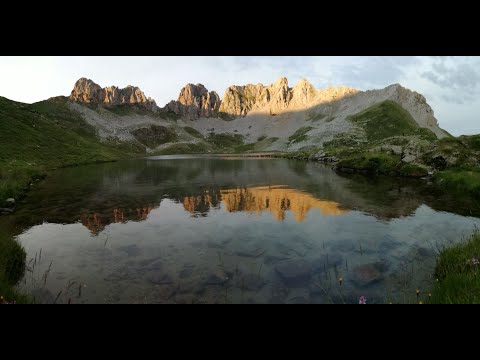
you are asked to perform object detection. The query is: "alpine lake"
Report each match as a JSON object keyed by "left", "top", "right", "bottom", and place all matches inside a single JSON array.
[{"left": 2, "top": 155, "right": 480, "bottom": 304}]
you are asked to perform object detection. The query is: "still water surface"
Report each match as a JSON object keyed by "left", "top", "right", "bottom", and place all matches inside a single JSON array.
[{"left": 4, "top": 155, "right": 480, "bottom": 303}]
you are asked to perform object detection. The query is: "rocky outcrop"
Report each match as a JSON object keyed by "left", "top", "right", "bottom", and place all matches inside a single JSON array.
[
  {"left": 166, "top": 83, "right": 220, "bottom": 119},
  {"left": 69, "top": 78, "right": 157, "bottom": 110},
  {"left": 218, "top": 83, "right": 265, "bottom": 117},
  {"left": 218, "top": 77, "right": 358, "bottom": 117},
  {"left": 289, "top": 79, "right": 318, "bottom": 108},
  {"left": 383, "top": 83, "right": 444, "bottom": 138},
  {"left": 219, "top": 77, "right": 292, "bottom": 116}
]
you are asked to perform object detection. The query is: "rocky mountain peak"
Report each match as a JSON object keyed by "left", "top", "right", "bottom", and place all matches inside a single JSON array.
[
  {"left": 69, "top": 78, "right": 157, "bottom": 110},
  {"left": 290, "top": 79, "right": 318, "bottom": 107},
  {"left": 166, "top": 83, "right": 221, "bottom": 119},
  {"left": 273, "top": 76, "right": 289, "bottom": 88},
  {"left": 70, "top": 78, "right": 103, "bottom": 103}
]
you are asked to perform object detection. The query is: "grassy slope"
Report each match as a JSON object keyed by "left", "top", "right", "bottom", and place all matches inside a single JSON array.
[
  {"left": 0, "top": 96, "right": 143, "bottom": 302},
  {"left": 431, "top": 231, "right": 480, "bottom": 303},
  {"left": 0, "top": 97, "right": 141, "bottom": 203},
  {"left": 349, "top": 100, "right": 437, "bottom": 142},
  {"left": 286, "top": 101, "right": 480, "bottom": 190},
  {"left": 320, "top": 101, "right": 435, "bottom": 177}
]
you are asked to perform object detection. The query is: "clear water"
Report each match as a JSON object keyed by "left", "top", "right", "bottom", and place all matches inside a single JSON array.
[{"left": 4, "top": 155, "right": 480, "bottom": 304}]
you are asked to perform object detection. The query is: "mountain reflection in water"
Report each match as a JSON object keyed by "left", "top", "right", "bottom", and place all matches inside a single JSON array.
[
  {"left": 5, "top": 156, "right": 480, "bottom": 304},
  {"left": 80, "top": 186, "right": 347, "bottom": 235}
]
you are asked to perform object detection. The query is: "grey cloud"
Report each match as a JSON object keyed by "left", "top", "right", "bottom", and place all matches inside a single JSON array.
[
  {"left": 432, "top": 61, "right": 448, "bottom": 74},
  {"left": 420, "top": 57, "right": 480, "bottom": 104},
  {"left": 331, "top": 56, "right": 419, "bottom": 89},
  {"left": 441, "top": 93, "right": 466, "bottom": 105},
  {"left": 421, "top": 71, "right": 440, "bottom": 84}
]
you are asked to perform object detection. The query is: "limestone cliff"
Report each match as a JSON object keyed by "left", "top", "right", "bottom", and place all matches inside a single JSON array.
[
  {"left": 217, "top": 77, "right": 358, "bottom": 117},
  {"left": 165, "top": 83, "right": 220, "bottom": 119},
  {"left": 69, "top": 78, "right": 157, "bottom": 110}
]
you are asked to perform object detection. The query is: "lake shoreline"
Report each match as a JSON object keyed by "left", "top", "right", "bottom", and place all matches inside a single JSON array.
[
  {"left": 2, "top": 153, "right": 479, "bottom": 304},
  {"left": 188, "top": 152, "right": 477, "bottom": 197}
]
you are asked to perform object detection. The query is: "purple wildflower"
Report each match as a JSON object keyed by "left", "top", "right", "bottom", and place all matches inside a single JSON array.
[
  {"left": 0, "top": 296, "right": 16, "bottom": 304},
  {"left": 359, "top": 296, "right": 367, "bottom": 304},
  {"left": 472, "top": 257, "right": 479, "bottom": 266}
]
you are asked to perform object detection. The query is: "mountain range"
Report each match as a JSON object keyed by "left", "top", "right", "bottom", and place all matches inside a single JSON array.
[
  {"left": 58, "top": 76, "right": 448, "bottom": 154},
  {"left": 2, "top": 75, "right": 478, "bottom": 206}
]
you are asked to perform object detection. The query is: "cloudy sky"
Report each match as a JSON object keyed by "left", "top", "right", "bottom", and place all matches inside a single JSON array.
[{"left": 0, "top": 56, "right": 478, "bottom": 135}]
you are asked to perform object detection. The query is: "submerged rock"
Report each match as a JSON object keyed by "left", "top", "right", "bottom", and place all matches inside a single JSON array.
[
  {"left": 234, "top": 247, "right": 265, "bottom": 258},
  {"left": 310, "top": 253, "right": 343, "bottom": 274},
  {"left": 264, "top": 255, "right": 290, "bottom": 265},
  {"left": 205, "top": 271, "right": 229, "bottom": 285},
  {"left": 153, "top": 285, "right": 177, "bottom": 302},
  {"left": 239, "top": 274, "right": 266, "bottom": 291},
  {"left": 147, "top": 273, "right": 174, "bottom": 285},
  {"left": 31, "top": 288, "right": 56, "bottom": 304},
  {"left": 285, "top": 288, "right": 310, "bottom": 304},
  {"left": 351, "top": 261, "right": 389, "bottom": 287},
  {"left": 179, "top": 264, "right": 195, "bottom": 279},
  {"left": 275, "top": 260, "right": 311, "bottom": 286},
  {"left": 119, "top": 244, "right": 141, "bottom": 257}
]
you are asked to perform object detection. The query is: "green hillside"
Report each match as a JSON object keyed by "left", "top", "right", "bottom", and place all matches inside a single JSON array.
[
  {"left": 0, "top": 97, "right": 141, "bottom": 204},
  {"left": 349, "top": 100, "right": 437, "bottom": 142}
]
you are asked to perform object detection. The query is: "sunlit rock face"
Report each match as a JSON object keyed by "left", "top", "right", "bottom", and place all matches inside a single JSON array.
[
  {"left": 69, "top": 78, "right": 157, "bottom": 111},
  {"left": 218, "top": 77, "right": 358, "bottom": 117},
  {"left": 165, "top": 83, "right": 221, "bottom": 119}
]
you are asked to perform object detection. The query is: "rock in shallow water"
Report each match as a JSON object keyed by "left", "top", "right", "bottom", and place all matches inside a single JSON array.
[
  {"left": 179, "top": 265, "right": 195, "bottom": 279},
  {"left": 275, "top": 260, "right": 311, "bottom": 286},
  {"left": 234, "top": 247, "right": 265, "bottom": 258},
  {"left": 153, "top": 285, "right": 177, "bottom": 302},
  {"left": 264, "top": 255, "right": 290, "bottom": 265},
  {"left": 119, "top": 244, "right": 141, "bottom": 257},
  {"left": 147, "top": 273, "right": 174, "bottom": 285},
  {"left": 205, "top": 271, "right": 229, "bottom": 285},
  {"left": 286, "top": 288, "right": 310, "bottom": 304},
  {"left": 310, "top": 253, "right": 343, "bottom": 274},
  {"left": 239, "top": 274, "right": 266, "bottom": 291},
  {"left": 352, "top": 261, "right": 389, "bottom": 287},
  {"left": 31, "top": 288, "right": 56, "bottom": 304}
]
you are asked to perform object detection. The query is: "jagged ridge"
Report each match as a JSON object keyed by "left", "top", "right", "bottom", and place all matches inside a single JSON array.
[
  {"left": 165, "top": 83, "right": 220, "bottom": 119},
  {"left": 163, "top": 77, "right": 444, "bottom": 138},
  {"left": 69, "top": 78, "right": 157, "bottom": 111}
]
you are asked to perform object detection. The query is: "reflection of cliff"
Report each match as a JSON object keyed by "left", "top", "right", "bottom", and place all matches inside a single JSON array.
[
  {"left": 80, "top": 206, "right": 156, "bottom": 235},
  {"left": 221, "top": 186, "right": 347, "bottom": 221},
  {"left": 181, "top": 186, "right": 348, "bottom": 221},
  {"left": 181, "top": 190, "right": 222, "bottom": 215}
]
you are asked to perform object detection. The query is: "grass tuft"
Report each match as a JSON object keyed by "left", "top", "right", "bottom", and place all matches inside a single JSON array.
[{"left": 431, "top": 231, "right": 480, "bottom": 304}]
